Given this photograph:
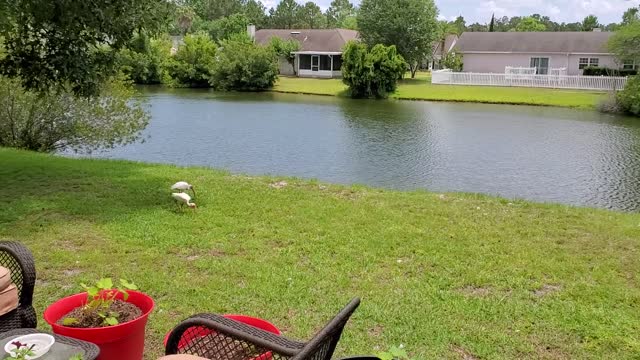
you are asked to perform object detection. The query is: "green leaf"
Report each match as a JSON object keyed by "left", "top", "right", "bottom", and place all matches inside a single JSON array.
[
  {"left": 377, "top": 353, "right": 393, "bottom": 360},
  {"left": 86, "top": 286, "right": 99, "bottom": 297},
  {"left": 390, "top": 346, "right": 408, "bottom": 358},
  {"left": 96, "top": 278, "right": 113, "bottom": 289},
  {"left": 119, "top": 279, "right": 138, "bottom": 290},
  {"left": 121, "top": 289, "right": 129, "bottom": 301},
  {"left": 63, "top": 317, "right": 79, "bottom": 325},
  {"left": 104, "top": 317, "right": 119, "bottom": 326}
]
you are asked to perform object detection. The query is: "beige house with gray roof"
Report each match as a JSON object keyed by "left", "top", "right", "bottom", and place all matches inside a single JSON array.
[
  {"left": 452, "top": 31, "right": 630, "bottom": 76},
  {"left": 253, "top": 28, "right": 359, "bottom": 78}
]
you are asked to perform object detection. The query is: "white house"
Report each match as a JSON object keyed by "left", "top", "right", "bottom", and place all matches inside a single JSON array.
[
  {"left": 450, "top": 31, "right": 635, "bottom": 75},
  {"left": 253, "top": 28, "right": 359, "bottom": 78}
]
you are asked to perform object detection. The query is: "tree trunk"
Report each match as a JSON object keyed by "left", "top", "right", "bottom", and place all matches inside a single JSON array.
[{"left": 409, "top": 63, "right": 418, "bottom": 78}]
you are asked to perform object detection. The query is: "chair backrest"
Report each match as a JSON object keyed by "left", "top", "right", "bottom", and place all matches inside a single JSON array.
[
  {"left": 0, "top": 241, "right": 37, "bottom": 330},
  {"left": 291, "top": 298, "right": 361, "bottom": 360},
  {"left": 0, "top": 241, "right": 36, "bottom": 307}
]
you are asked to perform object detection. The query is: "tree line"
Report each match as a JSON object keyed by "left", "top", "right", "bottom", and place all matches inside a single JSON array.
[
  {"left": 171, "top": 0, "right": 357, "bottom": 34},
  {"left": 171, "top": 0, "right": 639, "bottom": 35}
]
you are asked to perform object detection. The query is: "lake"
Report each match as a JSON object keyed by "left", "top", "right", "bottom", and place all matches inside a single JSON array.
[{"left": 92, "top": 88, "right": 640, "bottom": 211}]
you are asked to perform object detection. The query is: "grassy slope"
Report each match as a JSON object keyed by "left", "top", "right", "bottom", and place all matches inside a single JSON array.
[
  {"left": 1, "top": 149, "right": 639, "bottom": 359},
  {"left": 273, "top": 73, "right": 604, "bottom": 109}
]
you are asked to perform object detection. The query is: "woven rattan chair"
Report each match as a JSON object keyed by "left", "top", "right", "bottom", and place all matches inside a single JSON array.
[
  {"left": 0, "top": 241, "right": 37, "bottom": 332},
  {"left": 165, "top": 298, "right": 360, "bottom": 360}
]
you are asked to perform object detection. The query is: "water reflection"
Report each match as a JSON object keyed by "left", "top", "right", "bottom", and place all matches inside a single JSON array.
[{"left": 90, "top": 90, "right": 640, "bottom": 211}]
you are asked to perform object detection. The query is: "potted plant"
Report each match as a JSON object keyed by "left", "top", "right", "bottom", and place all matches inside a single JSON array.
[{"left": 43, "top": 278, "right": 154, "bottom": 360}]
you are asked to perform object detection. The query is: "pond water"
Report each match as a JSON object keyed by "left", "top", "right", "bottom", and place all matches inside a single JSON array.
[{"left": 92, "top": 87, "right": 640, "bottom": 211}]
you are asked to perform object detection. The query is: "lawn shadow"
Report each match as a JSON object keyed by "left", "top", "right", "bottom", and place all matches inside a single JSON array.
[{"left": 0, "top": 150, "right": 204, "bottom": 227}]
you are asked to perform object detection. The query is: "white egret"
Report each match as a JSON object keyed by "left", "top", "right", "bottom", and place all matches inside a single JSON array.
[
  {"left": 171, "top": 181, "right": 196, "bottom": 197},
  {"left": 172, "top": 192, "right": 197, "bottom": 209}
]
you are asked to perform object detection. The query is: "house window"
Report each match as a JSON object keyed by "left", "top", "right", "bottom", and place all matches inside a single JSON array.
[
  {"left": 332, "top": 55, "right": 343, "bottom": 71},
  {"left": 299, "top": 55, "right": 312, "bottom": 70},
  {"left": 579, "top": 57, "right": 599, "bottom": 69},
  {"left": 530, "top": 57, "right": 549, "bottom": 75},
  {"left": 579, "top": 58, "right": 589, "bottom": 69},
  {"left": 319, "top": 55, "right": 332, "bottom": 71},
  {"left": 622, "top": 60, "right": 638, "bottom": 70}
]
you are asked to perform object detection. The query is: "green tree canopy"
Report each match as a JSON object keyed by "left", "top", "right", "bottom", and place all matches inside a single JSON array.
[
  {"left": 622, "top": 7, "right": 639, "bottom": 26},
  {"left": 244, "top": 0, "right": 268, "bottom": 28},
  {"left": 297, "top": 2, "right": 326, "bottom": 29},
  {"left": 609, "top": 21, "right": 640, "bottom": 64},
  {"left": 0, "top": 0, "right": 172, "bottom": 96},
  {"left": 189, "top": 0, "right": 243, "bottom": 21},
  {"left": 451, "top": 16, "right": 467, "bottom": 35},
  {"left": 581, "top": 15, "right": 600, "bottom": 31},
  {"left": 358, "top": 0, "right": 439, "bottom": 78},
  {"left": 269, "top": 0, "right": 301, "bottom": 29},
  {"left": 326, "top": 0, "right": 357, "bottom": 28},
  {"left": 515, "top": 16, "right": 546, "bottom": 31}
]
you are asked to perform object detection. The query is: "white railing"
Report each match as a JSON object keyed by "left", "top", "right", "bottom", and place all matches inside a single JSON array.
[{"left": 432, "top": 69, "right": 627, "bottom": 91}]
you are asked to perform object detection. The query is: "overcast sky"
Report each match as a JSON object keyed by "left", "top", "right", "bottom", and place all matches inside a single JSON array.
[{"left": 262, "top": 0, "right": 640, "bottom": 25}]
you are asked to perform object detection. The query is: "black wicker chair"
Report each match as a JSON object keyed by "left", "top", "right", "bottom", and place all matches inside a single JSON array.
[
  {"left": 0, "top": 241, "right": 37, "bottom": 332},
  {"left": 165, "top": 298, "right": 360, "bottom": 360}
]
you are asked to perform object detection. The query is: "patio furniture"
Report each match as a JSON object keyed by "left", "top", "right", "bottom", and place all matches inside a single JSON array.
[
  {"left": 0, "top": 241, "right": 36, "bottom": 332},
  {"left": 0, "top": 328, "right": 100, "bottom": 360},
  {"left": 165, "top": 298, "right": 361, "bottom": 360}
]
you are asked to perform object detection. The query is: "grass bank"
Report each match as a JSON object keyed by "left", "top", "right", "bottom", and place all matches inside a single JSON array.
[
  {"left": 273, "top": 73, "right": 605, "bottom": 110},
  {"left": 1, "top": 149, "right": 639, "bottom": 359}
]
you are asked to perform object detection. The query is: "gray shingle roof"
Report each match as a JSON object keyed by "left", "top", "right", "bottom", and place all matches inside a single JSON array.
[
  {"left": 254, "top": 29, "right": 359, "bottom": 53},
  {"left": 456, "top": 32, "right": 613, "bottom": 54}
]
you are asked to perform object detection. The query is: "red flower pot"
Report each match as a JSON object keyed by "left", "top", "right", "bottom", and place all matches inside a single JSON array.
[
  {"left": 44, "top": 290, "right": 154, "bottom": 360},
  {"left": 164, "top": 314, "right": 281, "bottom": 360}
]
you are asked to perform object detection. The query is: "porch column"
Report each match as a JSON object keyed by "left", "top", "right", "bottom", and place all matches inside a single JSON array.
[
  {"left": 296, "top": 54, "right": 300, "bottom": 77},
  {"left": 330, "top": 55, "right": 334, "bottom": 78}
]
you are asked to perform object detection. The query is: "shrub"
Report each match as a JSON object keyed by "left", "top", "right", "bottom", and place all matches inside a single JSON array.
[
  {"left": 617, "top": 75, "right": 640, "bottom": 116},
  {"left": 440, "top": 52, "right": 463, "bottom": 72},
  {"left": 117, "top": 34, "right": 172, "bottom": 84},
  {"left": 269, "top": 37, "right": 300, "bottom": 75},
  {"left": 583, "top": 67, "right": 637, "bottom": 77},
  {"left": 341, "top": 41, "right": 406, "bottom": 99},
  {"left": 210, "top": 34, "right": 279, "bottom": 91},
  {"left": 166, "top": 33, "right": 217, "bottom": 87},
  {"left": 0, "top": 75, "right": 149, "bottom": 152}
]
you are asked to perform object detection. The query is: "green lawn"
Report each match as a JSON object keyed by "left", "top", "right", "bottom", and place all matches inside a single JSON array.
[
  {"left": 273, "top": 73, "right": 605, "bottom": 109},
  {"left": 1, "top": 149, "right": 639, "bottom": 359}
]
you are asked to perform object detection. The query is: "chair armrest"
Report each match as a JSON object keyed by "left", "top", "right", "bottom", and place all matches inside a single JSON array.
[{"left": 166, "top": 313, "right": 305, "bottom": 358}]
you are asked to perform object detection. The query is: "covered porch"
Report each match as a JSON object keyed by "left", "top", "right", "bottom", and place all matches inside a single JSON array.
[{"left": 295, "top": 51, "right": 343, "bottom": 78}]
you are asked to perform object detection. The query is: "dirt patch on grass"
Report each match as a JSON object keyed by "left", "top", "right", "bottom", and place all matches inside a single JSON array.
[
  {"left": 368, "top": 324, "right": 384, "bottom": 338},
  {"left": 534, "top": 344, "right": 571, "bottom": 360},
  {"left": 452, "top": 345, "right": 479, "bottom": 360},
  {"left": 62, "top": 269, "right": 82, "bottom": 277},
  {"left": 209, "top": 248, "right": 227, "bottom": 257},
  {"left": 458, "top": 286, "right": 492, "bottom": 297},
  {"left": 533, "top": 284, "right": 562, "bottom": 297},
  {"left": 269, "top": 181, "right": 288, "bottom": 189}
]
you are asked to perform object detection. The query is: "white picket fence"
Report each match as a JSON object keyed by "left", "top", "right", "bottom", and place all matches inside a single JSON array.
[{"left": 432, "top": 69, "right": 627, "bottom": 91}]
